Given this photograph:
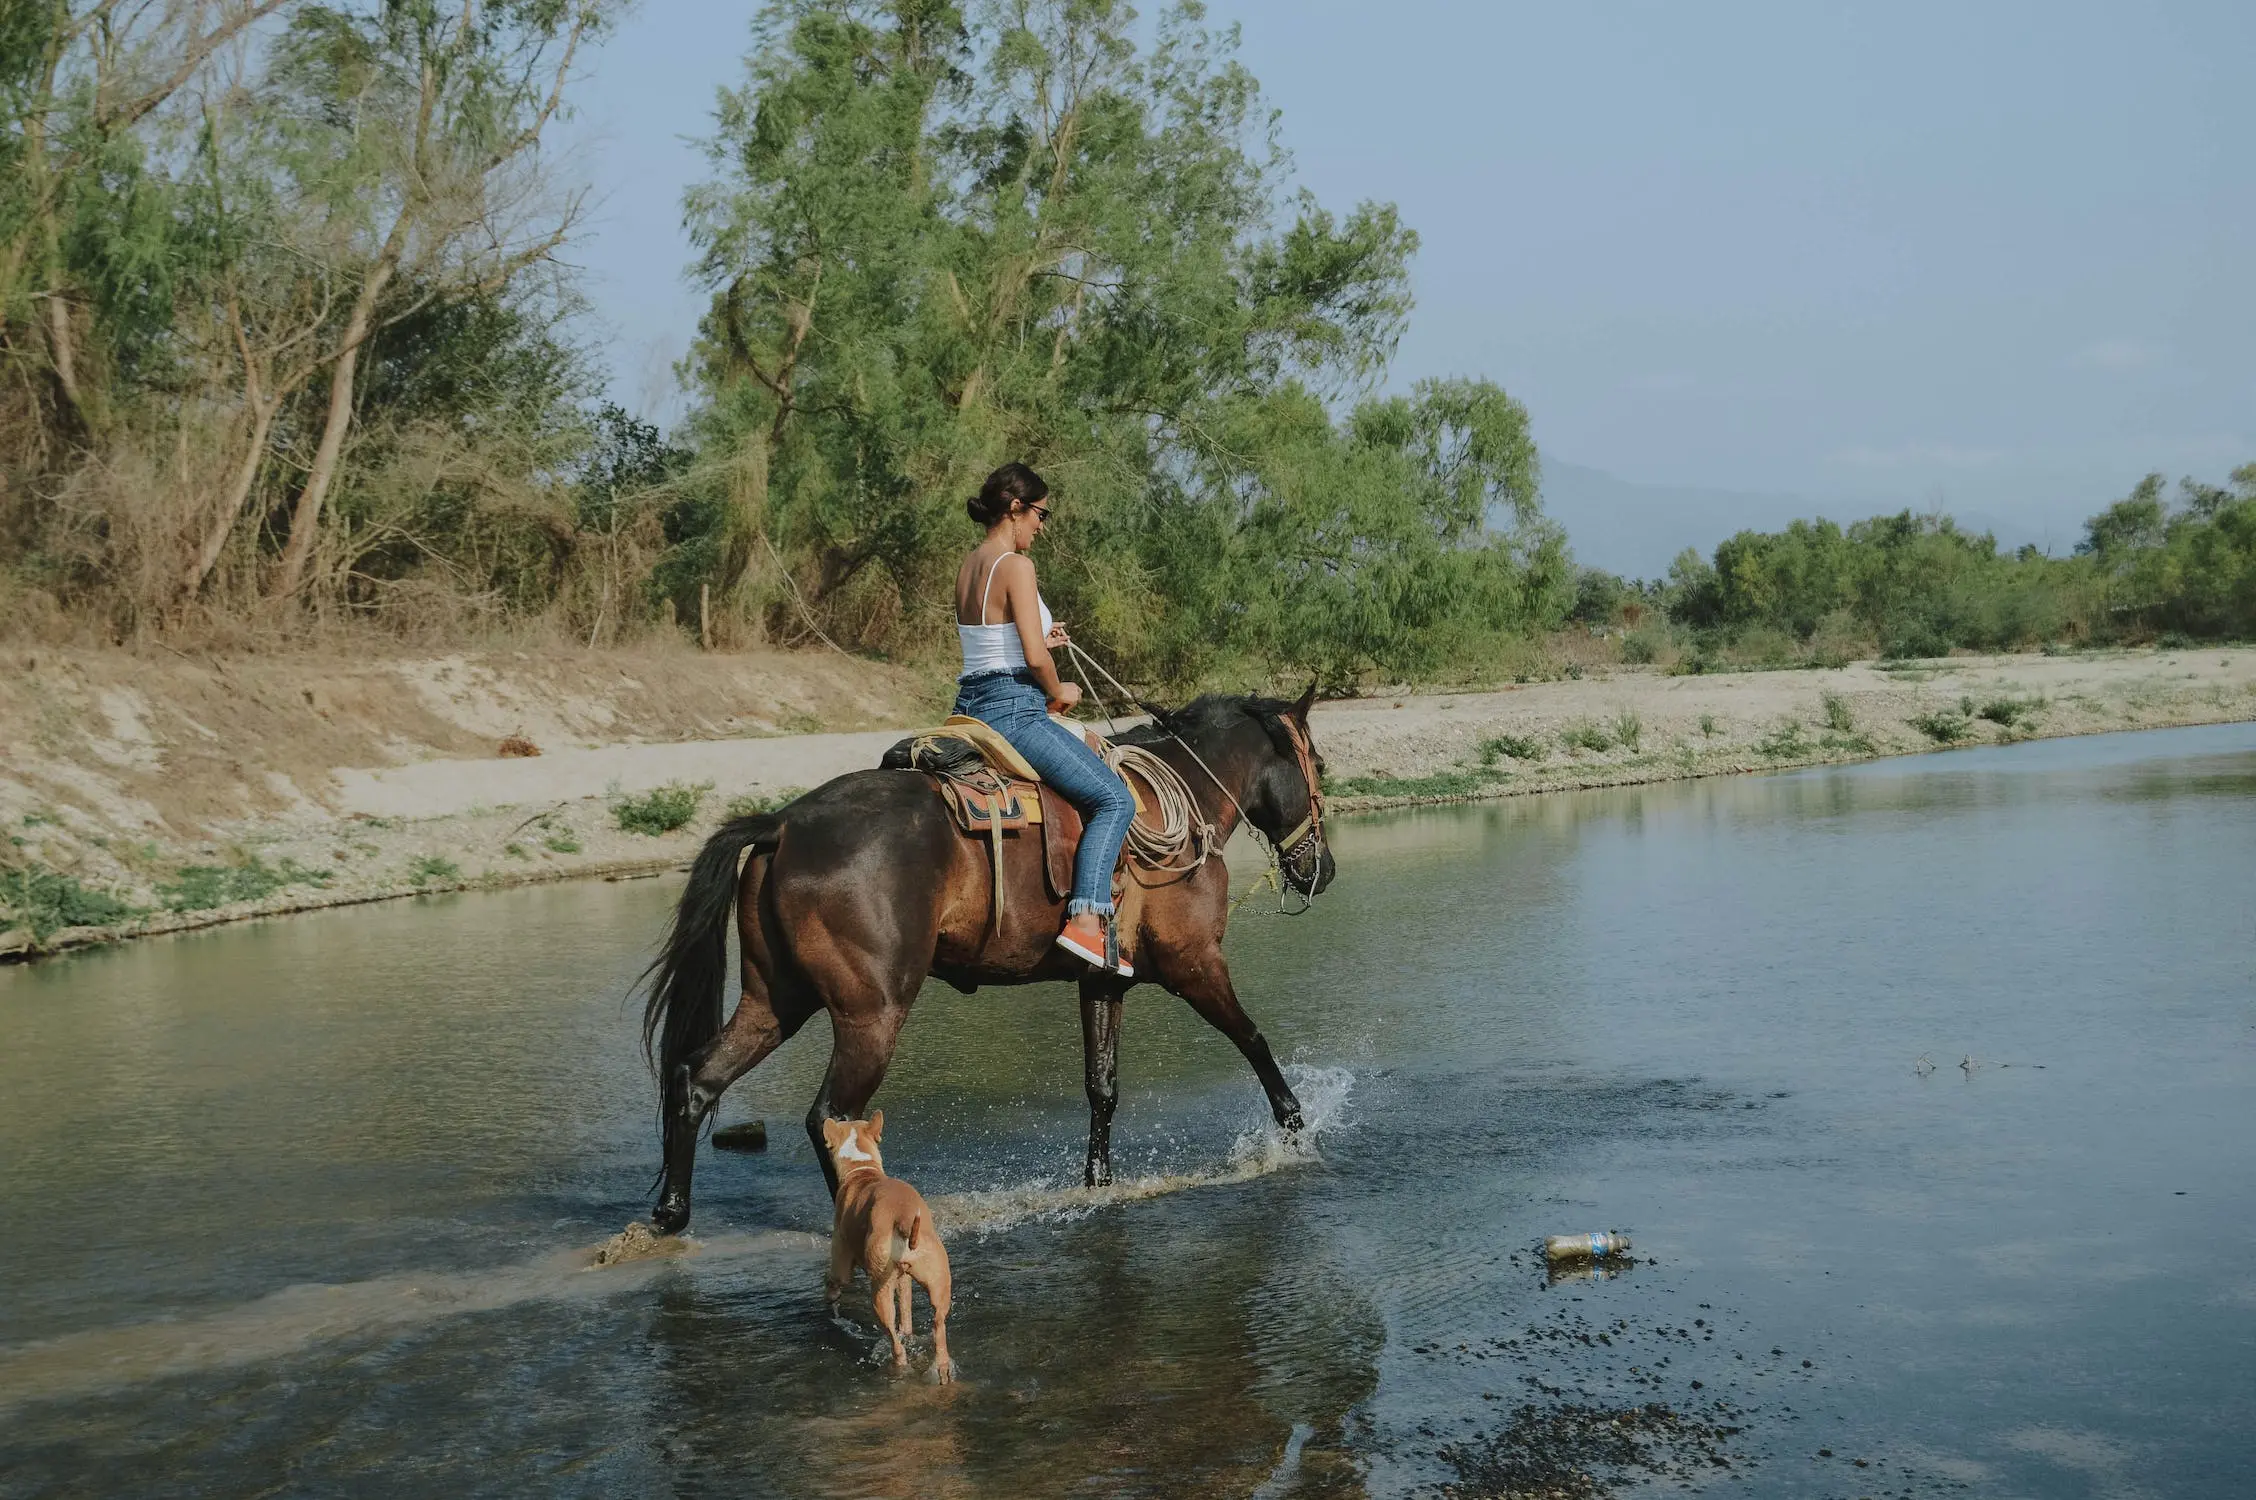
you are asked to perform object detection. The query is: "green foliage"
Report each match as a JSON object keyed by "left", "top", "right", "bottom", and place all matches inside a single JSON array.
[
  {"left": 158, "top": 856, "right": 332, "bottom": 913},
  {"left": 1909, "top": 709, "right": 1972, "bottom": 744},
  {"left": 1756, "top": 719, "right": 1809, "bottom": 758},
  {"left": 1610, "top": 708, "right": 1643, "bottom": 752},
  {"left": 1821, "top": 691, "right": 1855, "bottom": 733},
  {"left": 542, "top": 830, "right": 582, "bottom": 855},
  {"left": 1698, "top": 713, "right": 1720, "bottom": 738},
  {"left": 1976, "top": 695, "right": 2042, "bottom": 726},
  {"left": 615, "top": 781, "right": 710, "bottom": 835},
  {"left": 679, "top": 0, "right": 1563, "bottom": 686},
  {"left": 1325, "top": 767, "right": 1499, "bottom": 799},
  {"left": 1478, "top": 733, "right": 1543, "bottom": 764},
  {"left": 1559, "top": 720, "right": 1613, "bottom": 754},
  {"left": 0, "top": 864, "right": 145, "bottom": 940},
  {"left": 1655, "top": 465, "right": 2254, "bottom": 659},
  {"left": 724, "top": 787, "right": 806, "bottom": 819},
  {"left": 408, "top": 855, "right": 461, "bottom": 886}
]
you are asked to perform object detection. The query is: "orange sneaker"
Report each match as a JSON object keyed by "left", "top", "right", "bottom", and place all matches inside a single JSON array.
[{"left": 1056, "top": 916, "right": 1133, "bottom": 978}]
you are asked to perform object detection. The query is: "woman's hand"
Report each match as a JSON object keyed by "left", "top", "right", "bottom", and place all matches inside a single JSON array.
[
  {"left": 1045, "top": 623, "right": 1070, "bottom": 649},
  {"left": 1049, "top": 681, "right": 1084, "bottom": 714}
]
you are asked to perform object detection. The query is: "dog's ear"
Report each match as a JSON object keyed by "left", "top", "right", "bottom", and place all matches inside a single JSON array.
[
  {"left": 821, "top": 1118, "right": 844, "bottom": 1149},
  {"left": 867, "top": 1109, "right": 884, "bottom": 1142}
]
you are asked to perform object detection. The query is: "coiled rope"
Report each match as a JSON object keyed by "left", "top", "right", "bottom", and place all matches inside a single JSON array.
[{"left": 1062, "top": 639, "right": 1290, "bottom": 905}]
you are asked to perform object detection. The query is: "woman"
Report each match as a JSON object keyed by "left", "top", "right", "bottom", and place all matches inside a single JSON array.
[{"left": 953, "top": 462, "right": 1137, "bottom": 976}]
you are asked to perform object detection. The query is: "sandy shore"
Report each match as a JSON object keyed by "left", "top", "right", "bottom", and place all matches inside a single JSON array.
[{"left": 4, "top": 644, "right": 2251, "bottom": 957}]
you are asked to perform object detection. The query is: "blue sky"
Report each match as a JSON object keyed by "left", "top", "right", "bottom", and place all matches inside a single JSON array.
[{"left": 557, "top": 0, "right": 2253, "bottom": 547}]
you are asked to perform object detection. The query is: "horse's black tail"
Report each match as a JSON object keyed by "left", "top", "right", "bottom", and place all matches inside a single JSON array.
[{"left": 641, "top": 812, "right": 785, "bottom": 1098}]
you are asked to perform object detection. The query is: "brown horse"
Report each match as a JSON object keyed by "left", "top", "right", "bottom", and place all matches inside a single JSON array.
[{"left": 640, "top": 688, "right": 1335, "bottom": 1233}]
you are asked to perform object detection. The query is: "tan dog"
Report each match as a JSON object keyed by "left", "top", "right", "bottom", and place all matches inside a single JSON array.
[{"left": 821, "top": 1112, "right": 954, "bottom": 1381}]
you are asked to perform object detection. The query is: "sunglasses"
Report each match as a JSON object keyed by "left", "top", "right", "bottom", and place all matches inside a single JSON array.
[{"left": 1023, "top": 501, "right": 1052, "bottom": 523}]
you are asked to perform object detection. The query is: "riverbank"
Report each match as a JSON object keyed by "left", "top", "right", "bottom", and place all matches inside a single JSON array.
[{"left": 4, "top": 644, "right": 2251, "bottom": 957}]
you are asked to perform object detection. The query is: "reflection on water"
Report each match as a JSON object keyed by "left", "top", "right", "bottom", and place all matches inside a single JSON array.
[{"left": 2, "top": 721, "right": 2253, "bottom": 1497}]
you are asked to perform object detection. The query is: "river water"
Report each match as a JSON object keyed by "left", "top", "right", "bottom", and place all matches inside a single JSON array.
[{"left": 3, "top": 723, "right": 2253, "bottom": 1498}]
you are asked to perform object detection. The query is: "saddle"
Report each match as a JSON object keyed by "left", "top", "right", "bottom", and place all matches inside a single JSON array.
[{"left": 879, "top": 715, "right": 1146, "bottom": 937}]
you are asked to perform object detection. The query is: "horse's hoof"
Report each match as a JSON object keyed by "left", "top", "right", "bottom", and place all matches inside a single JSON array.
[
  {"left": 651, "top": 1192, "right": 692, "bottom": 1236},
  {"left": 1279, "top": 1106, "right": 1306, "bottom": 1134}
]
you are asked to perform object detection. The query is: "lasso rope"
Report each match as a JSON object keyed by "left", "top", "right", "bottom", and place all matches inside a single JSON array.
[{"left": 1061, "top": 638, "right": 1303, "bottom": 910}]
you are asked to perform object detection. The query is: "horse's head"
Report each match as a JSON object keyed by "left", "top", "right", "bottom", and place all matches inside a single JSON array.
[{"left": 1145, "top": 684, "right": 1334, "bottom": 899}]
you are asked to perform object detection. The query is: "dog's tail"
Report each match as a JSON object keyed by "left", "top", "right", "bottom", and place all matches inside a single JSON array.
[{"left": 905, "top": 1210, "right": 922, "bottom": 1252}]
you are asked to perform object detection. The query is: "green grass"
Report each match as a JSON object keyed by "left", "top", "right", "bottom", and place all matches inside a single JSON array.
[
  {"left": 1821, "top": 691, "right": 1856, "bottom": 733},
  {"left": 1756, "top": 720, "right": 1810, "bottom": 758},
  {"left": 0, "top": 864, "right": 146, "bottom": 941},
  {"left": 1611, "top": 708, "right": 1644, "bottom": 752},
  {"left": 724, "top": 787, "right": 807, "bottom": 820},
  {"left": 1909, "top": 709, "right": 1973, "bottom": 744},
  {"left": 1477, "top": 734, "right": 1543, "bottom": 764},
  {"left": 408, "top": 855, "right": 461, "bottom": 887},
  {"left": 1326, "top": 768, "right": 1503, "bottom": 799},
  {"left": 1698, "top": 713, "right": 1720, "bottom": 738},
  {"left": 503, "top": 842, "right": 530, "bottom": 860},
  {"left": 158, "top": 856, "right": 332, "bottom": 913},
  {"left": 1976, "top": 695, "right": 2043, "bottom": 726},
  {"left": 614, "top": 781, "right": 710, "bottom": 836},
  {"left": 1559, "top": 720, "right": 1614, "bottom": 754},
  {"left": 542, "top": 831, "right": 582, "bottom": 855}
]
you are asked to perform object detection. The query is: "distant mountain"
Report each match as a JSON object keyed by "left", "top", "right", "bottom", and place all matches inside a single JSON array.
[{"left": 1529, "top": 461, "right": 2046, "bottom": 580}]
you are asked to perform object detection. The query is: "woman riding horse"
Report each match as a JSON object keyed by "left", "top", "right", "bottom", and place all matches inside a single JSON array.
[
  {"left": 641, "top": 465, "right": 1336, "bottom": 1234},
  {"left": 952, "top": 462, "right": 1138, "bottom": 975}
]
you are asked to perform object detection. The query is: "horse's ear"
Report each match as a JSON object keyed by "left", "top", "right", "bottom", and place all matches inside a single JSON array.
[
  {"left": 1293, "top": 680, "right": 1319, "bottom": 721},
  {"left": 867, "top": 1109, "right": 884, "bottom": 1141}
]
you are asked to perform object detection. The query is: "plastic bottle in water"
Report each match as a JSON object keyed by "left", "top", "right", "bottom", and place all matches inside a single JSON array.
[{"left": 1543, "top": 1231, "right": 1632, "bottom": 1264}]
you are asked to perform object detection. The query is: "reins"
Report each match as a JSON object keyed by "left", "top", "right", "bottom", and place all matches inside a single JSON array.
[{"left": 1061, "top": 640, "right": 1325, "bottom": 915}]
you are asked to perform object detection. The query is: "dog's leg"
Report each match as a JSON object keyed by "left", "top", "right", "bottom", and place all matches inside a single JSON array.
[
  {"left": 894, "top": 1270, "right": 914, "bottom": 1343},
  {"left": 922, "top": 1253, "right": 955, "bottom": 1384},
  {"left": 871, "top": 1269, "right": 908, "bottom": 1368},
  {"left": 824, "top": 1228, "right": 854, "bottom": 1313}
]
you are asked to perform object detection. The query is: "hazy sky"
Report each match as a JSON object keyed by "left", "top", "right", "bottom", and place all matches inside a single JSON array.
[{"left": 559, "top": 0, "right": 2253, "bottom": 539}]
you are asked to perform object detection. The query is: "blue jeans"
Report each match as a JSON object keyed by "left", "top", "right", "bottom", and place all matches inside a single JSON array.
[{"left": 953, "top": 670, "right": 1134, "bottom": 917}]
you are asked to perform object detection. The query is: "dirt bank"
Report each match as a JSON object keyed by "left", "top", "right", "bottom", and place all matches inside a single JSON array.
[{"left": 4, "top": 644, "right": 2251, "bottom": 958}]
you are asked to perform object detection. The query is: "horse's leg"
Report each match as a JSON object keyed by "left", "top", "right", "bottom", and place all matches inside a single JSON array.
[
  {"left": 654, "top": 971, "right": 816, "bottom": 1233},
  {"left": 1080, "top": 977, "right": 1126, "bottom": 1187},
  {"left": 804, "top": 1005, "right": 912, "bottom": 1198},
  {"left": 1170, "top": 951, "right": 1305, "bottom": 1133}
]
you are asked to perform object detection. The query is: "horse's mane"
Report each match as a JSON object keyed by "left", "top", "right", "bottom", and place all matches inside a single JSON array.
[{"left": 1113, "top": 692, "right": 1299, "bottom": 754}]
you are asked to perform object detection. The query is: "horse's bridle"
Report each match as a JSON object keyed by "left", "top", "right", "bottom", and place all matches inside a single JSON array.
[{"left": 1271, "top": 712, "right": 1327, "bottom": 906}]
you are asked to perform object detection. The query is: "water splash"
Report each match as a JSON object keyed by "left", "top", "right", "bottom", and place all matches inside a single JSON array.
[{"left": 932, "top": 1065, "right": 1354, "bottom": 1239}]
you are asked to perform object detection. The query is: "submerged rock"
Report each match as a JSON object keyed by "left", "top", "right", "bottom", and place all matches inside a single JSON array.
[{"left": 712, "top": 1120, "right": 768, "bottom": 1153}]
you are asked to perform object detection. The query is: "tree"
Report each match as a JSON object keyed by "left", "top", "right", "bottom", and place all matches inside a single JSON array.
[{"left": 263, "top": 0, "right": 607, "bottom": 601}]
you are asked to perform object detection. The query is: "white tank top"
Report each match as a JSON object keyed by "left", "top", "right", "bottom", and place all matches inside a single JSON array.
[{"left": 958, "top": 553, "right": 1053, "bottom": 679}]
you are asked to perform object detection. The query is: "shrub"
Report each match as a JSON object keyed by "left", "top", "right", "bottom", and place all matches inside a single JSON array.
[
  {"left": 1976, "top": 696, "right": 2041, "bottom": 726},
  {"left": 1757, "top": 720, "right": 1809, "bottom": 758},
  {"left": 1910, "top": 710, "right": 1972, "bottom": 744},
  {"left": 724, "top": 788, "right": 807, "bottom": 820},
  {"left": 1478, "top": 733, "right": 1544, "bottom": 763},
  {"left": 615, "top": 781, "right": 710, "bottom": 835},
  {"left": 1611, "top": 708, "right": 1644, "bottom": 751},
  {"left": 1698, "top": 713, "right": 1720, "bottom": 738},
  {"left": 1559, "top": 721, "right": 1614, "bottom": 754},
  {"left": 1821, "top": 691, "right": 1855, "bottom": 733},
  {"left": 159, "top": 857, "right": 332, "bottom": 913},
  {"left": 0, "top": 865, "right": 146, "bottom": 940},
  {"left": 408, "top": 855, "right": 461, "bottom": 886},
  {"left": 1325, "top": 768, "right": 1498, "bottom": 799},
  {"left": 543, "top": 831, "right": 582, "bottom": 855}
]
